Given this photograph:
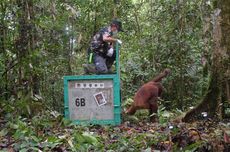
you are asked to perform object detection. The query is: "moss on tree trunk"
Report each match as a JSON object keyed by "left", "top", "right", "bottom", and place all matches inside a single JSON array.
[
  {"left": 183, "top": 75, "right": 221, "bottom": 122},
  {"left": 183, "top": 0, "right": 230, "bottom": 122}
]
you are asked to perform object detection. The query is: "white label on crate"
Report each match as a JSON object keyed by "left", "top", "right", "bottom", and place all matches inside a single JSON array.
[{"left": 75, "top": 83, "right": 104, "bottom": 88}]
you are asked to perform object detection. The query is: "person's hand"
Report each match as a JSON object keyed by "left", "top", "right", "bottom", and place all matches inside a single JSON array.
[{"left": 117, "top": 39, "right": 122, "bottom": 44}]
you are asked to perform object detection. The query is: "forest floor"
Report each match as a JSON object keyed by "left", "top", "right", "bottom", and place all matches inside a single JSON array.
[{"left": 0, "top": 110, "right": 230, "bottom": 152}]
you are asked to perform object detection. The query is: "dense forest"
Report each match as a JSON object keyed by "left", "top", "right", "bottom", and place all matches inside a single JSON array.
[{"left": 0, "top": 0, "right": 229, "bottom": 151}]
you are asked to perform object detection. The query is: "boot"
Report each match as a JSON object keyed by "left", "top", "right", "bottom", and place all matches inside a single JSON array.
[{"left": 83, "top": 64, "right": 97, "bottom": 74}]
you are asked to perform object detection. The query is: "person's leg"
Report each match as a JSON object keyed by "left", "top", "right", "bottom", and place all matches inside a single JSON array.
[
  {"left": 94, "top": 54, "right": 108, "bottom": 74},
  {"left": 106, "top": 52, "right": 116, "bottom": 71},
  {"left": 83, "top": 48, "right": 96, "bottom": 74},
  {"left": 83, "top": 63, "right": 96, "bottom": 74}
]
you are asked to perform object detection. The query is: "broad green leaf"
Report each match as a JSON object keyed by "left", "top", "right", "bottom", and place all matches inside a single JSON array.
[
  {"left": 0, "top": 128, "right": 8, "bottom": 137},
  {"left": 82, "top": 132, "right": 98, "bottom": 145}
]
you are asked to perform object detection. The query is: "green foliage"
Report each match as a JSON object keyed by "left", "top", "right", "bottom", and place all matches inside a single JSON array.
[
  {"left": 158, "top": 106, "right": 172, "bottom": 125},
  {"left": 0, "top": 103, "right": 228, "bottom": 151},
  {"left": 0, "top": 0, "right": 213, "bottom": 113},
  {"left": 119, "top": 0, "right": 212, "bottom": 110},
  {"left": 183, "top": 141, "right": 204, "bottom": 152},
  {"left": 0, "top": 111, "right": 104, "bottom": 151},
  {"left": 1, "top": 1, "right": 230, "bottom": 151},
  {"left": 0, "top": 94, "right": 45, "bottom": 119}
]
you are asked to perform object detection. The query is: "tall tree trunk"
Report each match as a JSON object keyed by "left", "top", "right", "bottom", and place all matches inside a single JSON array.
[
  {"left": 16, "top": 0, "right": 29, "bottom": 88},
  {"left": 16, "top": 0, "right": 40, "bottom": 96},
  {"left": 0, "top": 1, "right": 7, "bottom": 99},
  {"left": 27, "top": 0, "right": 40, "bottom": 95},
  {"left": 183, "top": 0, "right": 230, "bottom": 122}
]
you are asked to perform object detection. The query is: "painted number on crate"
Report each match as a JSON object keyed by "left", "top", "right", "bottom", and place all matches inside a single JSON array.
[{"left": 75, "top": 98, "right": 86, "bottom": 107}]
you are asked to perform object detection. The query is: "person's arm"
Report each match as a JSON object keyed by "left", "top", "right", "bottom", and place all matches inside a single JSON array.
[{"left": 103, "top": 35, "right": 117, "bottom": 43}]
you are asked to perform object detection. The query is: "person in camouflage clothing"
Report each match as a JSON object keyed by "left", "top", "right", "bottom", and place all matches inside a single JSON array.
[{"left": 83, "top": 19, "right": 123, "bottom": 74}]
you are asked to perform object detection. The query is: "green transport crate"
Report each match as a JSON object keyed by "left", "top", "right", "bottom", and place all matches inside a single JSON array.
[{"left": 64, "top": 43, "right": 121, "bottom": 125}]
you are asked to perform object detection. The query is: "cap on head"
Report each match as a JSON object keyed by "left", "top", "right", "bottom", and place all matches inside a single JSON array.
[{"left": 111, "top": 19, "right": 123, "bottom": 32}]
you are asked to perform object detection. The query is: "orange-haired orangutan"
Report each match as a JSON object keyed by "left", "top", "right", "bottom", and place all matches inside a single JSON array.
[{"left": 126, "top": 69, "right": 170, "bottom": 122}]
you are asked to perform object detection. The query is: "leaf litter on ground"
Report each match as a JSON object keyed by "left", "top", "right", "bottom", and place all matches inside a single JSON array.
[{"left": 1, "top": 110, "right": 230, "bottom": 151}]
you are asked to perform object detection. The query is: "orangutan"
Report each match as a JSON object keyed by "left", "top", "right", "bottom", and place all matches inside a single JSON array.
[{"left": 126, "top": 68, "right": 170, "bottom": 122}]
